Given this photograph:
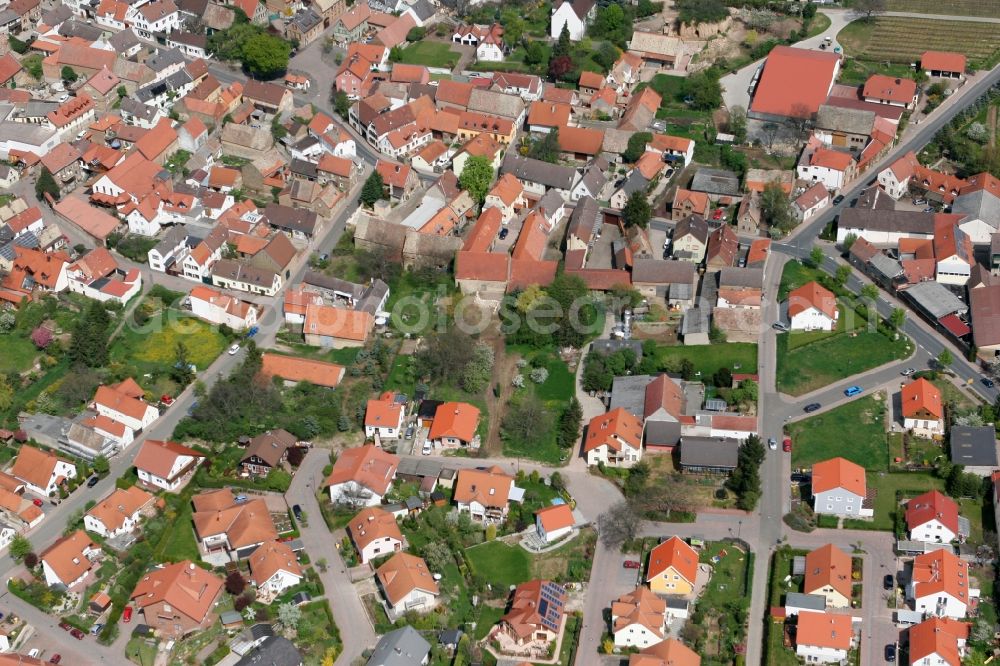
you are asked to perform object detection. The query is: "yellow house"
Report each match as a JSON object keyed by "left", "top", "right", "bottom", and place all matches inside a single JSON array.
[
  {"left": 803, "top": 544, "right": 853, "bottom": 609},
  {"left": 646, "top": 536, "right": 697, "bottom": 596}
]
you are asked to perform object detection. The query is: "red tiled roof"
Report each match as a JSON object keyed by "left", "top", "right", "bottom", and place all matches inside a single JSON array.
[
  {"left": 811, "top": 457, "right": 866, "bottom": 497},
  {"left": 921, "top": 51, "right": 966, "bottom": 74},
  {"left": 906, "top": 489, "right": 959, "bottom": 535},
  {"left": 750, "top": 46, "right": 840, "bottom": 118}
]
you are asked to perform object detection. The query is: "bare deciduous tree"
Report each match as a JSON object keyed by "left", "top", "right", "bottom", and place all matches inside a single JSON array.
[{"left": 597, "top": 501, "right": 641, "bottom": 549}]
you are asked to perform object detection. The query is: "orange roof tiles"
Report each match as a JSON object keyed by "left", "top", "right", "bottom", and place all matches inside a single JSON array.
[
  {"left": 810, "top": 147, "right": 854, "bottom": 171},
  {"left": 511, "top": 211, "right": 549, "bottom": 262},
  {"left": 454, "top": 465, "right": 512, "bottom": 508},
  {"left": 750, "top": 46, "right": 840, "bottom": 118},
  {"left": 11, "top": 446, "right": 71, "bottom": 493},
  {"left": 612, "top": 586, "right": 665, "bottom": 639},
  {"left": 804, "top": 544, "right": 853, "bottom": 600},
  {"left": 646, "top": 536, "right": 697, "bottom": 584},
  {"left": 131, "top": 560, "right": 223, "bottom": 625},
  {"left": 488, "top": 173, "right": 523, "bottom": 207},
  {"left": 428, "top": 402, "right": 480, "bottom": 442},
  {"left": 366, "top": 393, "right": 403, "bottom": 429},
  {"left": 921, "top": 51, "right": 966, "bottom": 74},
  {"left": 40, "top": 530, "right": 98, "bottom": 585},
  {"left": 508, "top": 259, "right": 558, "bottom": 291},
  {"left": 133, "top": 439, "right": 203, "bottom": 479},
  {"left": 911, "top": 549, "right": 971, "bottom": 606},
  {"left": 584, "top": 407, "right": 643, "bottom": 454},
  {"left": 325, "top": 444, "right": 399, "bottom": 496},
  {"left": 527, "top": 101, "right": 571, "bottom": 128},
  {"left": 811, "top": 457, "right": 866, "bottom": 497},
  {"left": 906, "top": 489, "right": 959, "bottom": 535},
  {"left": 375, "top": 552, "right": 439, "bottom": 605},
  {"left": 901, "top": 378, "right": 943, "bottom": 420},
  {"left": 134, "top": 117, "right": 176, "bottom": 162},
  {"left": 304, "top": 304, "right": 374, "bottom": 342},
  {"left": 796, "top": 611, "right": 853, "bottom": 650},
  {"left": 558, "top": 126, "right": 604, "bottom": 156},
  {"left": 909, "top": 617, "right": 969, "bottom": 666},
  {"left": 455, "top": 251, "right": 509, "bottom": 282},
  {"left": 86, "top": 486, "right": 154, "bottom": 533},
  {"left": 260, "top": 353, "right": 345, "bottom": 389},
  {"left": 463, "top": 207, "right": 502, "bottom": 252},
  {"left": 348, "top": 506, "right": 402, "bottom": 552},
  {"left": 863, "top": 74, "right": 917, "bottom": 105},
  {"left": 628, "top": 639, "right": 701, "bottom": 666},
  {"left": 535, "top": 503, "right": 575, "bottom": 532},
  {"left": 578, "top": 70, "right": 605, "bottom": 89},
  {"left": 787, "top": 280, "right": 837, "bottom": 319},
  {"left": 192, "top": 495, "right": 277, "bottom": 549},
  {"left": 635, "top": 151, "right": 664, "bottom": 179},
  {"left": 249, "top": 540, "right": 302, "bottom": 585}
]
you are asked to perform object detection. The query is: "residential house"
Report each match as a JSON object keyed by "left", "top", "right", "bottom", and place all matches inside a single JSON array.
[
  {"left": 950, "top": 426, "right": 998, "bottom": 475},
  {"left": 66, "top": 248, "right": 142, "bottom": 305},
  {"left": 453, "top": 466, "right": 517, "bottom": 524},
  {"left": 934, "top": 220, "right": 974, "bottom": 285},
  {"left": 908, "top": 617, "right": 969, "bottom": 666},
  {"left": 131, "top": 560, "right": 224, "bottom": 637},
  {"left": 786, "top": 281, "right": 838, "bottom": 331},
  {"left": 325, "top": 444, "right": 399, "bottom": 507},
  {"left": 862, "top": 74, "right": 918, "bottom": 109},
  {"left": 626, "top": 31, "right": 683, "bottom": 69},
  {"left": 612, "top": 586, "right": 667, "bottom": 649},
  {"left": 348, "top": 506, "right": 403, "bottom": 564},
  {"left": 627, "top": 640, "right": 701, "bottom": 666},
  {"left": 671, "top": 190, "right": 710, "bottom": 221},
  {"left": 953, "top": 173, "right": 1000, "bottom": 245},
  {"left": 368, "top": 627, "right": 431, "bottom": 666},
  {"left": 303, "top": 304, "right": 375, "bottom": 348},
  {"left": 93, "top": 380, "right": 158, "bottom": 432},
  {"left": 797, "top": 141, "right": 856, "bottom": 192},
  {"left": 631, "top": 259, "right": 697, "bottom": 311},
  {"left": 243, "top": 80, "right": 293, "bottom": 116},
  {"left": 908, "top": 549, "right": 976, "bottom": 619},
  {"left": 211, "top": 260, "right": 282, "bottom": 297},
  {"left": 83, "top": 486, "right": 156, "bottom": 538},
  {"left": 10, "top": 445, "right": 76, "bottom": 497},
  {"left": 550, "top": 0, "right": 593, "bottom": 40},
  {"left": 501, "top": 153, "right": 576, "bottom": 198},
  {"left": 795, "top": 611, "right": 854, "bottom": 664},
  {"left": 428, "top": 402, "right": 480, "bottom": 449},
  {"left": 583, "top": 407, "right": 643, "bottom": 468},
  {"left": 671, "top": 214, "right": 709, "bottom": 263},
  {"left": 365, "top": 392, "right": 405, "bottom": 441},
  {"left": 189, "top": 285, "right": 259, "bottom": 331},
  {"left": 646, "top": 536, "right": 697, "bottom": 596},
  {"left": 705, "top": 224, "right": 739, "bottom": 271},
  {"left": 484, "top": 173, "right": 526, "bottom": 223},
  {"left": 803, "top": 544, "right": 852, "bottom": 608},
  {"left": 248, "top": 541, "right": 303, "bottom": 602},
  {"left": 749, "top": 46, "right": 840, "bottom": 121},
  {"left": 241, "top": 429, "right": 297, "bottom": 477},
  {"left": 793, "top": 182, "right": 830, "bottom": 223},
  {"left": 40, "top": 530, "right": 100, "bottom": 589},
  {"left": 375, "top": 160, "right": 419, "bottom": 202},
  {"left": 259, "top": 353, "right": 346, "bottom": 389},
  {"left": 900, "top": 378, "right": 944, "bottom": 437},
  {"left": 648, "top": 134, "right": 694, "bottom": 168},
  {"left": 134, "top": 439, "right": 204, "bottom": 492},
  {"left": 376, "top": 552, "right": 440, "bottom": 615},
  {"left": 191, "top": 489, "right": 278, "bottom": 559},
  {"left": 496, "top": 580, "right": 567, "bottom": 648},
  {"left": 811, "top": 457, "right": 872, "bottom": 518},
  {"left": 526, "top": 101, "right": 571, "bottom": 134},
  {"left": 535, "top": 504, "right": 575, "bottom": 544},
  {"left": 906, "top": 490, "right": 961, "bottom": 544}
]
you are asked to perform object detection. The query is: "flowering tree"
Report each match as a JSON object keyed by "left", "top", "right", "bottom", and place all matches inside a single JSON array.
[{"left": 30, "top": 326, "right": 52, "bottom": 349}]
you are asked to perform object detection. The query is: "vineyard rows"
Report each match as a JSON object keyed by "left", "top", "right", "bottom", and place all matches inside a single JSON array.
[
  {"left": 858, "top": 17, "right": 1000, "bottom": 66},
  {"left": 885, "top": 0, "right": 1000, "bottom": 19}
]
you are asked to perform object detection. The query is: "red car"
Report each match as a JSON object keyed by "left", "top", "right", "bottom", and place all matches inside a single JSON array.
[
  {"left": 58, "top": 622, "right": 71, "bottom": 631},
  {"left": 712, "top": 208, "right": 724, "bottom": 220},
  {"left": 33, "top": 498, "right": 43, "bottom": 507},
  {"left": 622, "top": 560, "right": 641, "bottom": 569},
  {"left": 782, "top": 438, "right": 792, "bottom": 453},
  {"left": 122, "top": 607, "right": 133, "bottom": 623},
  {"left": 49, "top": 656, "right": 61, "bottom": 664},
  {"left": 160, "top": 395, "right": 174, "bottom": 406},
  {"left": 69, "top": 629, "right": 84, "bottom": 640}
]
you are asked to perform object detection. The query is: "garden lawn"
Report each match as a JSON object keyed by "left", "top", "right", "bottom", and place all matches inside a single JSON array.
[
  {"left": 856, "top": 472, "right": 945, "bottom": 531},
  {"left": 699, "top": 542, "right": 750, "bottom": 608},
  {"left": 654, "top": 343, "right": 758, "bottom": 379},
  {"left": 0, "top": 335, "right": 38, "bottom": 373},
  {"left": 296, "top": 600, "right": 342, "bottom": 664},
  {"left": 126, "top": 637, "right": 157, "bottom": 666},
  {"left": 778, "top": 261, "right": 829, "bottom": 300},
  {"left": 396, "top": 42, "right": 459, "bottom": 68},
  {"left": 787, "top": 395, "right": 889, "bottom": 471},
  {"left": 465, "top": 541, "right": 531, "bottom": 588},
  {"left": 931, "top": 378, "right": 980, "bottom": 411},
  {"left": 766, "top": 624, "right": 800, "bottom": 666},
  {"left": 155, "top": 501, "right": 200, "bottom": 562},
  {"left": 776, "top": 329, "right": 912, "bottom": 396},
  {"left": 529, "top": 529, "right": 596, "bottom": 582},
  {"left": 111, "top": 308, "right": 227, "bottom": 375}
]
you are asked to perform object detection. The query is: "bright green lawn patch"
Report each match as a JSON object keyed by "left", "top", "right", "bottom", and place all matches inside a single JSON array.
[
  {"left": 699, "top": 542, "right": 750, "bottom": 608},
  {"left": 156, "top": 501, "right": 200, "bottom": 562},
  {"left": 958, "top": 497, "right": 990, "bottom": 546},
  {"left": 766, "top": 623, "right": 800, "bottom": 666},
  {"left": 788, "top": 395, "right": 889, "bottom": 471},
  {"left": 654, "top": 343, "right": 758, "bottom": 378},
  {"left": 0, "top": 335, "right": 38, "bottom": 373},
  {"left": 474, "top": 605, "right": 505, "bottom": 640},
  {"left": 111, "top": 307, "right": 227, "bottom": 374},
  {"left": 396, "top": 42, "right": 459, "bottom": 68},
  {"left": 126, "top": 637, "right": 158, "bottom": 666},
  {"left": 778, "top": 260, "right": 828, "bottom": 300},
  {"left": 465, "top": 541, "right": 531, "bottom": 588},
  {"left": 852, "top": 472, "right": 945, "bottom": 531}
]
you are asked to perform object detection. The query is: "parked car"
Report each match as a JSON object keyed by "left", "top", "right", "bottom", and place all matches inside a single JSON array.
[
  {"left": 622, "top": 560, "right": 641, "bottom": 569},
  {"left": 844, "top": 385, "right": 863, "bottom": 397},
  {"left": 292, "top": 504, "right": 303, "bottom": 521},
  {"left": 405, "top": 425, "right": 415, "bottom": 439},
  {"left": 70, "top": 629, "right": 84, "bottom": 640},
  {"left": 883, "top": 574, "right": 894, "bottom": 590},
  {"left": 122, "top": 607, "right": 133, "bottom": 623},
  {"left": 900, "top": 368, "right": 916, "bottom": 376},
  {"left": 33, "top": 498, "right": 43, "bottom": 507},
  {"left": 767, "top": 438, "right": 777, "bottom": 450},
  {"left": 818, "top": 42, "right": 827, "bottom": 49},
  {"left": 421, "top": 441, "right": 432, "bottom": 455},
  {"left": 245, "top": 326, "right": 259, "bottom": 338},
  {"left": 804, "top": 403, "right": 821, "bottom": 413},
  {"left": 885, "top": 644, "right": 896, "bottom": 662},
  {"left": 912, "top": 198, "right": 927, "bottom": 205},
  {"left": 782, "top": 438, "right": 792, "bottom": 452},
  {"left": 498, "top": 227, "right": 509, "bottom": 240},
  {"left": 58, "top": 622, "right": 71, "bottom": 631},
  {"left": 983, "top": 378, "right": 995, "bottom": 389},
  {"left": 772, "top": 322, "right": 789, "bottom": 332},
  {"left": 49, "top": 656, "right": 61, "bottom": 664},
  {"left": 228, "top": 343, "right": 241, "bottom": 355},
  {"left": 86, "top": 476, "right": 99, "bottom": 488},
  {"left": 790, "top": 473, "right": 810, "bottom": 483},
  {"left": 923, "top": 206, "right": 935, "bottom": 213},
  {"left": 90, "top": 623, "right": 103, "bottom": 635},
  {"left": 712, "top": 208, "right": 724, "bottom": 220},
  {"left": 832, "top": 195, "right": 844, "bottom": 205},
  {"left": 160, "top": 394, "right": 174, "bottom": 406},
  {"left": 234, "top": 494, "right": 248, "bottom": 503}
]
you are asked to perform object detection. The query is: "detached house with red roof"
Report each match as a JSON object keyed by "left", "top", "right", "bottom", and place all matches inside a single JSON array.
[
  {"left": 92, "top": 379, "right": 158, "bottom": 432},
  {"left": 797, "top": 138, "right": 857, "bottom": 192},
  {"left": 365, "top": 392, "right": 405, "bottom": 441},
  {"left": 495, "top": 579, "right": 567, "bottom": 651},
  {"left": 583, "top": 407, "right": 644, "bottom": 468},
  {"left": 10, "top": 445, "right": 77, "bottom": 497},
  {"left": 803, "top": 544, "right": 852, "bottom": 608},
  {"left": 646, "top": 536, "right": 697, "bottom": 595},
  {"left": 348, "top": 506, "right": 403, "bottom": 564},
  {"left": 786, "top": 281, "right": 838, "bottom": 331},
  {"left": 862, "top": 74, "right": 919, "bottom": 110},
  {"left": 908, "top": 548, "right": 978, "bottom": 619},
  {"left": 134, "top": 439, "right": 204, "bottom": 492},
  {"left": 795, "top": 611, "right": 855, "bottom": 664},
  {"left": 909, "top": 617, "right": 970, "bottom": 666},
  {"left": 811, "top": 457, "right": 871, "bottom": 518},
  {"left": 611, "top": 586, "right": 667, "bottom": 649},
  {"left": 934, "top": 219, "right": 974, "bottom": 285},
  {"left": 454, "top": 466, "right": 519, "bottom": 523},
  {"left": 325, "top": 444, "right": 399, "bottom": 507},
  {"left": 534, "top": 503, "right": 575, "bottom": 543},
  {"left": 906, "top": 490, "right": 963, "bottom": 543},
  {"left": 131, "top": 560, "right": 224, "bottom": 638},
  {"left": 376, "top": 552, "right": 440, "bottom": 615},
  {"left": 901, "top": 378, "right": 944, "bottom": 436},
  {"left": 428, "top": 402, "right": 481, "bottom": 449},
  {"left": 66, "top": 247, "right": 142, "bottom": 305},
  {"left": 248, "top": 540, "right": 302, "bottom": 602},
  {"left": 40, "top": 530, "right": 101, "bottom": 589}
]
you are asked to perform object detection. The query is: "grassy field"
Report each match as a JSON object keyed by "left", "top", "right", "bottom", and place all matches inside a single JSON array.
[
  {"left": 126, "top": 638, "right": 158, "bottom": 666},
  {"left": 930, "top": 378, "right": 980, "bottom": 412},
  {"left": 788, "top": 395, "right": 889, "bottom": 471},
  {"left": 857, "top": 471, "right": 945, "bottom": 531},
  {"left": 778, "top": 260, "right": 829, "bottom": 301},
  {"left": 530, "top": 529, "right": 596, "bottom": 581},
  {"left": 654, "top": 343, "right": 758, "bottom": 378},
  {"left": 885, "top": 0, "right": 1000, "bottom": 18},
  {"left": 465, "top": 541, "right": 532, "bottom": 588},
  {"left": 0, "top": 335, "right": 38, "bottom": 373},
  {"left": 155, "top": 502, "right": 200, "bottom": 562},
  {"left": 112, "top": 307, "right": 227, "bottom": 375},
  {"left": 503, "top": 347, "right": 576, "bottom": 464},
  {"left": 396, "top": 42, "right": 459, "bottom": 68},
  {"left": 838, "top": 16, "right": 1000, "bottom": 68}
]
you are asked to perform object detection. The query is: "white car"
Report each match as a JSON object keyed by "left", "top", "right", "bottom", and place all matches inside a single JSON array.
[
  {"left": 227, "top": 343, "right": 241, "bottom": 355},
  {"left": 58, "top": 94, "right": 69, "bottom": 103},
  {"left": 768, "top": 438, "right": 777, "bottom": 450},
  {"left": 901, "top": 367, "right": 916, "bottom": 376},
  {"left": 421, "top": 442, "right": 432, "bottom": 455}
]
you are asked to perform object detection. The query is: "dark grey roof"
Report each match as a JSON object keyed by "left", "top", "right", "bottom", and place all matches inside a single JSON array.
[
  {"left": 537, "top": 189, "right": 564, "bottom": 217},
  {"left": 815, "top": 104, "right": 875, "bottom": 136},
  {"left": 212, "top": 259, "right": 278, "bottom": 288},
  {"left": 567, "top": 196, "right": 601, "bottom": 243},
  {"left": 136, "top": 70, "right": 193, "bottom": 103},
  {"left": 438, "top": 628, "right": 462, "bottom": 646},
  {"left": 120, "top": 97, "right": 160, "bottom": 123},
  {"left": 785, "top": 592, "right": 827, "bottom": 611},
  {"left": 903, "top": 281, "right": 968, "bottom": 319},
  {"left": 679, "top": 436, "right": 739, "bottom": 470},
  {"left": 718, "top": 267, "right": 763, "bottom": 289},
  {"left": 368, "top": 626, "right": 431, "bottom": 666},
  {"left": 632, "top": 258, "right": 695, "bottom": 285},
  {"left": 290, "top": 158, "right": 318, "bottom": 179},
  {"left": 868, "top": 253, "right": 904, "bottom": 280},
  {"left": 0, "top": 230, "right": 39, "bottom": 262},
  {"left": 291, "top": 7, "right": 322, "bottom": 31},
  {"left": 406, "top": 0, "right": 435, "bottom": 20},
  {"left": 681, "top": 306, "right": 709, "bottom": 336},
  {"left": 854, "top": 185, "right": 896, "bottom": 211},
  {"left": 574, "top": 165, "right": 606, "bottom": 197},
  {"left": 609, "top": 374, "right": 653, "bottom": 418},
  {"left": 950, "top": 425, "right": 997, "bottom": 467},
  {"left": 235, "top": 636, "right": 303, "bottom": 666},
  {"left": 501, "top": 153, "right": 576, "bottom": 191},
  {"left": 619, "top": 170, "right": 649, "bottom": 197},
  {"left": 264, "top": 203, "right": 317, "bottom": 236},
  {"left": 674, "top": 214, "right": 708, "bottom": 245},
  {"left": 40, "top": 5, "right": 72, "bottom": 26},
  {"left": 146, "top": 48, "right": 186, "bottom": 73},
  {"left": 690, "top": 168, "right": 740, "bottom": 197},
  {"left": 838, "top": 208, "right": 936, "bottom": 236},
  {"left": 109, "top": 29, "right": 140, "bottom": 51},
  {"left": 169, "top": 31, "right": 208, "bottom": 49},
  {"left": 59, "top": 20, "right": 104, "bottom": 41},
  {"left": 953, "top": 188, "right": 1000, "bottom": 228}
]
